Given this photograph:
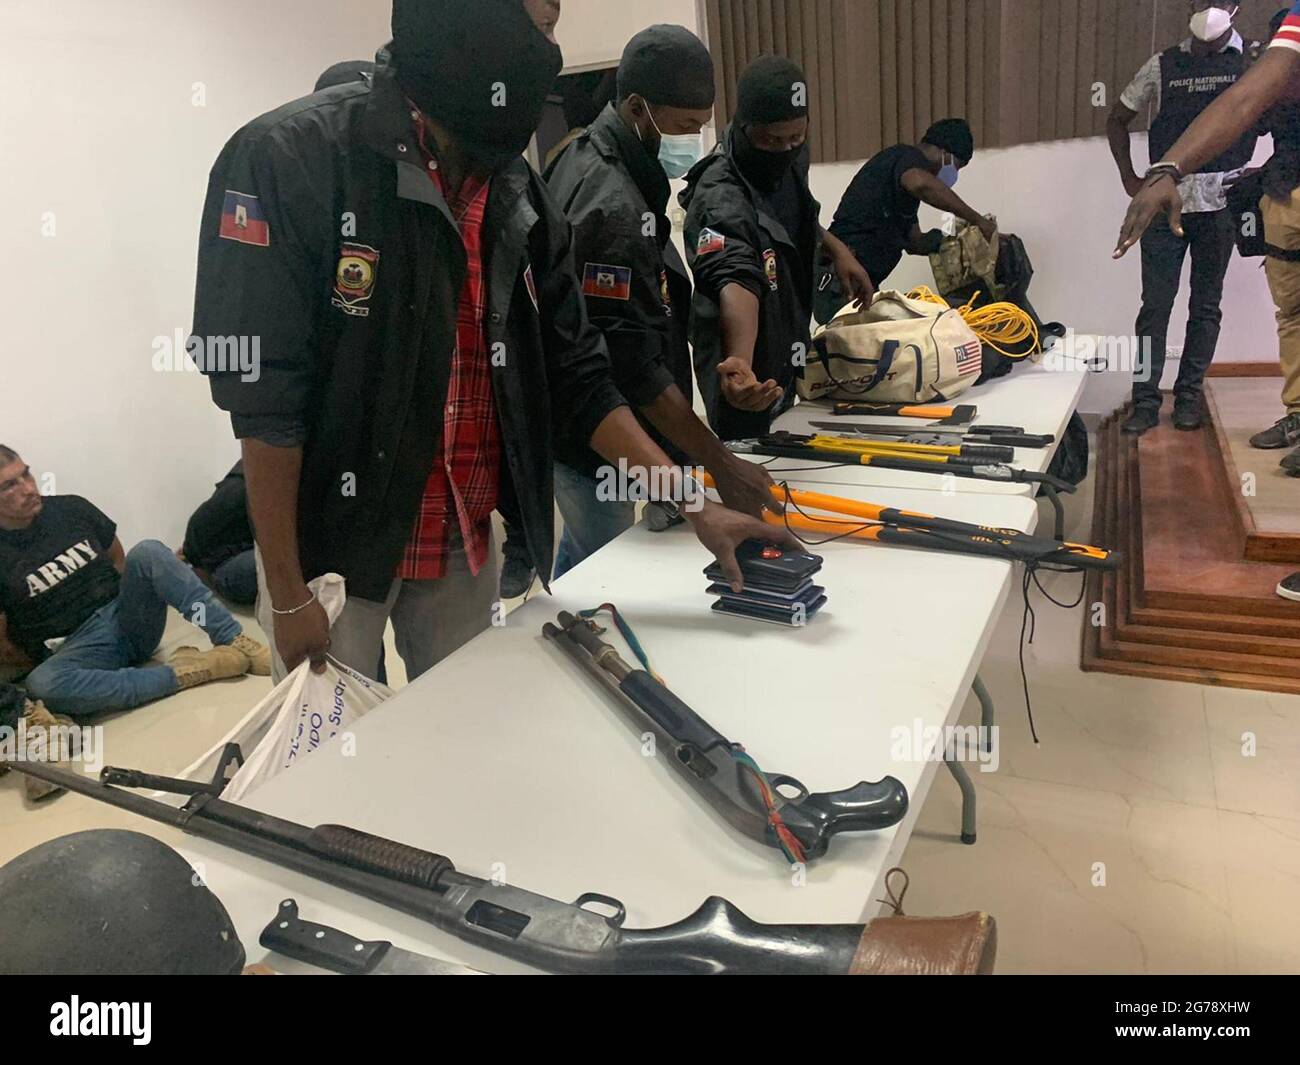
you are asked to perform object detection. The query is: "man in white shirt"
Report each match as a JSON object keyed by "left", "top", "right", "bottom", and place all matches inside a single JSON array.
[{"left": 1107, "top": 2, "right": 1259, "bottom": 435}]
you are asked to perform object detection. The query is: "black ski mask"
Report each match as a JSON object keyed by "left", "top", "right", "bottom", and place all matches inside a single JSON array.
[
  {"left": 391, "top": 0, "right": 563, "bottom": 172},
  {"left": 731, "top": 55, "right": 810, "bottom": 192},
  {"left": 733, "top": 124, "right": 803, "bottom": 192}
]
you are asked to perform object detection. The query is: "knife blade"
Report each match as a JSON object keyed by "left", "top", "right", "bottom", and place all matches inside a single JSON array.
[{"left": 259, "top": 898, "right": 490, "bottom": 975}]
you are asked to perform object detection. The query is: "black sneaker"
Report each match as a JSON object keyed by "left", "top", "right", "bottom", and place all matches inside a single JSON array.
[
  {"left": 499, "top": 542, "right": 536, "bottom": 599},
  {"left": 1122, "top": 406, "right": 1160, "bottom": 435},
  {"left": 1278, "top": 572, "right": 1300, "bottom": 602},
  {"left": 1282, "top": 447, "right": 1300, "bottom": 478},
  {"left": 1172, "top": 404, "right": 1203, "bottom": 431},
  {"left": 1249, "top": 412, "right": 1300, "bottom": 450}
]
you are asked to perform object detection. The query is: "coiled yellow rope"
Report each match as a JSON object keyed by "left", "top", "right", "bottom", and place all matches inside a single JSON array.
[{"left": 908, "top": 285, "right": 1040, "bottom": 359}]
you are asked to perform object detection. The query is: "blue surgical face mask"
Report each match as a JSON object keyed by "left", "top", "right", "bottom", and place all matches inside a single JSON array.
[
  {"left": 938, "top": 152, "right": 960, "bottom": 188},
  {"left": 643, "top": 102, "right": 704, "bottom": 179}
]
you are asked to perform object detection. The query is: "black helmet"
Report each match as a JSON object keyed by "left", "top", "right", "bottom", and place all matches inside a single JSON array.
[{"left": 0, "top": 829, "right": 246, "bottom": 974}]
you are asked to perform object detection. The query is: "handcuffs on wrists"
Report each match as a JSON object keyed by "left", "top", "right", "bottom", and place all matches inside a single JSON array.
[{"left": 1144, "top": 161, "right": 1184, "bottom": 186}]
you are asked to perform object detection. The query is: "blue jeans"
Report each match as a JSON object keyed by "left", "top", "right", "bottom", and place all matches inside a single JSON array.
[
  {"left": 552, "top": 462, "right": 637, "bottom": 580},
  {"left": 211, "top": 549, "right": 257, "bottom": 606},
  {"left": 23, "top": 540, "right": 244, "bottom": 718}
]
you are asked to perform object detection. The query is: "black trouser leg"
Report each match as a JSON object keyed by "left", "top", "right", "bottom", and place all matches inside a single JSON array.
[
  {"left": 1134, "top": 216, "right": 1189, "bottom": 410},
  {"left": 1175, "top": 209, "right": 1235, "bottom": 407}
]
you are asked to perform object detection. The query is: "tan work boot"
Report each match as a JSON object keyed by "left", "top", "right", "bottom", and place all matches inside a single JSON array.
[
  {"left": 167, "top": 644, "right": 251, "bottom": 690},
  {"left": 229, "top": 633, "right": 272, "bottom": 677},
  {"left": 16, "top": 700, "right": 74, "bottom": 802}
]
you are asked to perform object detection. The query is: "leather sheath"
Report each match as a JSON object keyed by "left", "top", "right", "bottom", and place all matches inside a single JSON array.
[{"left": 849, "top": 912, "right": 997, "bottom": 975}]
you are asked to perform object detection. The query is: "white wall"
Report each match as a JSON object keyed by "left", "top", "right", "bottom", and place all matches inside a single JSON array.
[
  {"left": 808, "top": 134, "right": 1282, "bottom": 415},
  {"left": 1, "top": 0, "right": 393, "bottom": 549},
  {"left": 556, "top": 0, "right": 701, "bottom": 70}
]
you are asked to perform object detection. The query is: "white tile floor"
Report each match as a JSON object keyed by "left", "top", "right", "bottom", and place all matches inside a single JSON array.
[{"left": 3, "top": 473, "right": 1298, "bottom": 974}]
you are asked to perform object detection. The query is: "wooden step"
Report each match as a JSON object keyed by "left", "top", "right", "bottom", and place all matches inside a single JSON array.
[
  {"left": 1205, "top": 380, "right": 1300, "bottom": 565},
  {"left": 1132, "top": 412, "right": 1298, "bottom": 619},
  {"left": 1114, "top": 422, "right": 1300, "bottom": 653},
  {"left": 1081, "top": 409, "right": 1300, "bottom": 695}
]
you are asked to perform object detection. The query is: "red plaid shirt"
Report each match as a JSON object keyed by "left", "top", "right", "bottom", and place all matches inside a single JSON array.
[{"left": 398, "top": 113, "right": 502, "bottom": 580}]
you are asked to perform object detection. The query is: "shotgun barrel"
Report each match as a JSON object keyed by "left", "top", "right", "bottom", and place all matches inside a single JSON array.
[
  {"left": 8, "top": 759, "right": 868, "bottom": 975},
  {"left": 544, "top": 612, "right": 909, "bottom": 862}
]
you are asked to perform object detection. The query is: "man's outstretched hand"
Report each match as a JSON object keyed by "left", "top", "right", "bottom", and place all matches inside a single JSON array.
[
  {"left": 686, "top": 499, "right": 801, "bottom": 593},
  {"left": 1114, "top": 174, "right": 1182, "bottom": 258}
]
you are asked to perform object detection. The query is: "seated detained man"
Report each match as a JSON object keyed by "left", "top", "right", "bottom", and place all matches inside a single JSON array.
[{"left": 0, "top": 447, "right": 270, "bottom": 717}]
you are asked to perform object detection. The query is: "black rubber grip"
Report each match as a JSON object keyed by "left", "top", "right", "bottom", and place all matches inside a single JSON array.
[{"left": 310, "top": 824, "right": 454, "bottom": 889}]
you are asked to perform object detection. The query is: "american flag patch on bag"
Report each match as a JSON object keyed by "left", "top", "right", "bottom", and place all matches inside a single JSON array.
[{"left": 955, "top": 339, "right": 983, "bottom": 376}]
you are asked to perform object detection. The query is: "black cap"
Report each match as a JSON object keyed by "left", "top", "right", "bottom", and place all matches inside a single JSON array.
[
  {"left": 616, "top": 24, "right": 715, "bottom": 109},
  {"left": 922, "top": 118, "right": 975, "bottom": 164}
]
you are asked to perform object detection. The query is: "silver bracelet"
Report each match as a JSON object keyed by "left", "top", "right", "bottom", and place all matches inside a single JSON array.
[{"left": 271, "top": 594, "right": 316, "bottom": 616}]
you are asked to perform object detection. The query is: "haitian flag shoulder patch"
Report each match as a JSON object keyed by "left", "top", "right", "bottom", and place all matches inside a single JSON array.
[
  {"left": 582, "top": 262, "right": 633, "bottom": 301},
  {"left": 696, "top": 227, "right": 726, "bottom": 256},
  {"left": 219, "top": 190, "right": 270, "bottom": 247}
]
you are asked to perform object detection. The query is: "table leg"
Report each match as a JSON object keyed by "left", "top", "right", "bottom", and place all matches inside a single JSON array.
[
  {"left": 973, "top": 673, "right": 995, "bottom": 754},
  {"left": 944, "top": 745, "right": 977, "bottom": 845}
]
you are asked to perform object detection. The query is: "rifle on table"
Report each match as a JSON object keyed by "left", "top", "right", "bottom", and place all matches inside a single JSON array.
[
  {"left": 9, "top": 754, "right": 882, "bottom": 975},
  {"left": 544, "top": 611, "right": 908, "bottom": 864}
]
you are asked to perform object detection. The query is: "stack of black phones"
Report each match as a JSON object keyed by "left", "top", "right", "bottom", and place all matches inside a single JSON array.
[{"left": 704, "top": 539, "right": 827, "bottom": 626}]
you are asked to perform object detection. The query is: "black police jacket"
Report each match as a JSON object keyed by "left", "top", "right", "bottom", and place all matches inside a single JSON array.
[
  {"left": 545, "top": 104, "right": 694, "bottom": 476},
  {"left": 192, "top": 56, "right": 627, "bottom": 601},
  {"left": 680, "top": 126, "right": 820, "bottom": 442}
]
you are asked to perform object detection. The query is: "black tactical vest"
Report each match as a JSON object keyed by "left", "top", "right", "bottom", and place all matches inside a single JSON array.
[{"left": 1148, "top": 44, "right": 1257, "bottom": 173}]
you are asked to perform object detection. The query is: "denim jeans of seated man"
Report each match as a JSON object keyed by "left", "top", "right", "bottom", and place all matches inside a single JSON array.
[{"left": 22, "top": 540, "right": 244, "bottom": 717}]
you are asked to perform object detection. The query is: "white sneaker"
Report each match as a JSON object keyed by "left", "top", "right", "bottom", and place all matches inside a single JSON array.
[{"left": 1277, "top": 573, "right": 1300, "bottom": 602}]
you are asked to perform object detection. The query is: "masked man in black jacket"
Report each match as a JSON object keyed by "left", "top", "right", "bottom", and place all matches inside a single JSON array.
[
  {"left": 681, "top": 56, "right": 873, "bottom": 442},
  {"left": 544, "top": 25, "right": 779, "bottom": 577},
  {"left": 194, "top": 0, "right": 790, "bottom": 682}
]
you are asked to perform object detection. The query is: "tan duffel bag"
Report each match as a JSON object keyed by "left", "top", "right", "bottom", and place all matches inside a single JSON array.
[{"left": 798, "top": 289, "right": 984, "bottom": 404}]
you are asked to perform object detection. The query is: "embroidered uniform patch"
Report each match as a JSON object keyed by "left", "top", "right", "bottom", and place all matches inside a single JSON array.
[
  {"left": 582, "top": 262, "right": 633, "bottom": 301},
  {"left": 660, "top": 269, "right": 672, "bottom": 317},
  {"left": 219, "top": 190, "right": 270, "bottom": 247},
  {"left": 696, "top": 227, "right": 726, "bottom": 256},
  {"left": 955, "top": 339, "right": 983, "bottom": 376},
  {"left": 763, "top": 248, "right": 778, "bottom": 291},
  {"left": 331, "top": 243, "right": 380, "bottom": 317}
]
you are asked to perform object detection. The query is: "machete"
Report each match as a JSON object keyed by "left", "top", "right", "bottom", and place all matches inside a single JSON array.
[{"left": 260, "top": 899, "right": 489, "bottom": 975}]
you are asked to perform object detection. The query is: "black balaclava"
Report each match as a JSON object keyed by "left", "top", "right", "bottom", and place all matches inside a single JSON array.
[
  {"left": 732, "top": 55, "right": 809, "bottom": 192},
  {"left": 390, "top": 0, "right": 564, "bottom": 172}
]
